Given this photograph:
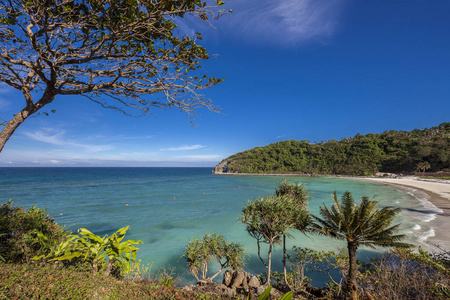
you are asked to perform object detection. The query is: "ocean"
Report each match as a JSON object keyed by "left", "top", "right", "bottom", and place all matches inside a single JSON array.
[{"left": 0, "top": 167, "right": 442, "bottom": 284}]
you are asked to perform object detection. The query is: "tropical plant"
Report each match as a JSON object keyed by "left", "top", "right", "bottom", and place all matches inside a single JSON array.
[
  {"left": 241, "top": 196, "right": 290, "bottom": 285},
  {"left": 184, "top": 233, "right": 245, "bottom": 283},
  {"left": 275, "top": 180, "right": 311, "bottom": 285},
  {"left": 248, "top": 286, "right": 293, "bottom": 300},
  {"left": 32, "top": 231, "right": 77, "bottom": 267},
  {"left": 312, "top": 191, "right": 409, "bottom": 300},
  {"left": 416, "top": 161, "right": 431, "bottom": 173},
  {"left": 54, "top": 226, "right": 143, "bottom": 277}
]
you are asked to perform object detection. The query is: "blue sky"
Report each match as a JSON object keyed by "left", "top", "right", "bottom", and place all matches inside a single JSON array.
[{"left": 1, "top": 0, "right": 449, "bottom": 167}]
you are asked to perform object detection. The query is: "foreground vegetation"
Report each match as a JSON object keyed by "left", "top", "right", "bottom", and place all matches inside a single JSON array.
[
  {"left": 1, "top": 180, "right": 450, "bottom": 299},
  {"left": 218, "top": 122, "right": 450, "bottom": 175}
]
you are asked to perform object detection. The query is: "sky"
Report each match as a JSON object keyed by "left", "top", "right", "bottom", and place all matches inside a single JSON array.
[{"left": 1, "top": 0, "right": 449, "bottom": 167}]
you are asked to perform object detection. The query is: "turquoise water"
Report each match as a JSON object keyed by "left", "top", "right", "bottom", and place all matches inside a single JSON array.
[{"left": 0, "top": 167, "right": 439, "bottom": 284}]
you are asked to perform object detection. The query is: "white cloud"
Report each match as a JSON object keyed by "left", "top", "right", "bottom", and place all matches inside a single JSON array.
[
  {"left": 22, "top": 128, "right": 115, "bottom": 152},
  {"left": 220, "top": 0, "right": 346, "bottom": 45},
  {"left": 160, "top": 144, "right": 206, "bottom": 151}
]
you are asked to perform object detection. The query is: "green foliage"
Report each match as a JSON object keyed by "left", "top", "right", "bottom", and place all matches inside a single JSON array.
[
  {"left": 361, "top": 247, "right": 450, "bottom": 299},
  {"left": 159, "top": 273, "right": 176, "bottom": 288},
  {"left": 241, "top": 182, "right": 311, "bottom": 285},
  {"left": 313, "top": 191, "right": 409, "bottom": 249},
  {"left": 220, "top": 122, "right": 450, "bottom": 175},
  {"left": 287, "top": 247, "right": 365, "bottom": 291},
  {"left": 246, "top": 286, "right": 293, "bottom": 300},
  {"left": 0, "top": 201, "right": 68, "bottom": 263},
  {"left": 313, "top": 191, "right": 410, "bottom": 299},
  {"left": 0, "top": 0, "right": 230, "bottom": 152},
  {"left": 51, "top": 226, "right": 143, "bottom": 277},
  {"left": 184, "top": 233, "right": 245, "bottom": 283},
  {"left": 395, "top": 247, "right": 450, "bottom": 275}
]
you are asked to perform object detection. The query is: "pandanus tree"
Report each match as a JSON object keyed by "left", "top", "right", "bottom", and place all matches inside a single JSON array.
[
  {"left": 275, "top": 180, "right": 311, "bottom": 286},
  {"left": 241, "top": 195, "right": 307, "bottom": 285},
  {"left": 241, "top": 196, "right": 284, "bottom": 285},
  {"left": 312, "top": 191, "right": 409, "bottom": 300},
  {"left": 184, "top": 233, "right": 245, "bottom": 284}
]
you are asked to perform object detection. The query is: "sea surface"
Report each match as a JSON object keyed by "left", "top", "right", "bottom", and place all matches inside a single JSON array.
[{"left": 0, "top": 167, "right": 442, "bottom": 284}]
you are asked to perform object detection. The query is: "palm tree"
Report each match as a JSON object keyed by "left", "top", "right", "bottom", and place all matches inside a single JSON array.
[
  {"left": 275, "top": 181, "right": 311, "bottom": 285},
  {"left": 312, "top": 191, "right": 409, "bottom": 300}
]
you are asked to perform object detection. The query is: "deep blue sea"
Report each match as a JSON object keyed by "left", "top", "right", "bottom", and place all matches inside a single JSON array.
[{"left": 0, "top": 167, "right": 441, "bottom": 284}]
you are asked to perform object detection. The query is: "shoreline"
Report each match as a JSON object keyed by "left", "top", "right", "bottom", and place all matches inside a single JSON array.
[
  {"left": 215, "top": 172, "right": 450, "bottom": 251},
  {"left": 355, "top": 177, "right": 450, "bottom": 251}
]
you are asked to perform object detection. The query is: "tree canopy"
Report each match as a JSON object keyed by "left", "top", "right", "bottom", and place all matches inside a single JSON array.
[
  {"left": 217, "top": 122, "right": 450, "bottom": 176},
  {"left": 0, "top": 0, "right": 228, "bottom": 152},
  {"left": 312, "top": 191, "right": 409, "bottom": 299}
]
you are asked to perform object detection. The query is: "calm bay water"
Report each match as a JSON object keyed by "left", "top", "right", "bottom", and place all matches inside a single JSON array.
[{"left": 0, "top": 167, "right": 440, "bottom": 284}]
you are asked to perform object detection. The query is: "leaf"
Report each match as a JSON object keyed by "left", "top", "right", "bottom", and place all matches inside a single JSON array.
[
  {"left": 52, "top": 252, "right": 84, "bottom": 261},
  {"left": 279, "top": 291, "right": 293, "bottom": 300},
  {"left": 257, "top": 286, "right": 271, "bottom": 300}
]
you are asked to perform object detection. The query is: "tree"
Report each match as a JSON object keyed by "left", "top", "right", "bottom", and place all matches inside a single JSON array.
[
  {"left": 312, "top": 191, "right": 409, "bottom": 300},
  {"left": 240, "top": 195, "right": 289, "bottom": 285},
  {"left": 183, "top": 233, "right": 245, "bottom": 284},
  {"left": 0, "top": 0, "right": 229, "bottom": 152},
  {"left": 275, "top": 180, "right": 311, "bottom": 286},
  {"left": 416, "top": 161, "right": 431, "bottom": 174}
]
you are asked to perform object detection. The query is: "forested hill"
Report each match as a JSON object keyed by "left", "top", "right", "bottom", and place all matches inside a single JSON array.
[{"left": 215, "top": 123, "right": 450, "bottom": 176}]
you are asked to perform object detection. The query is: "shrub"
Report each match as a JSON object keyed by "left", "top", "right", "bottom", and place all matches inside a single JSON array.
[
  {"left": 361, "top": 248, "right": 450, "bottom": 299},
  {"left": 0, "top": 201, "right": 68, "bottom": 263}
]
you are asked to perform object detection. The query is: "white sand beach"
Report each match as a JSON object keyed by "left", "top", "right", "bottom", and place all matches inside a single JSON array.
[{"left": 358, "top": 177, "right": 450, "bottom": 251}]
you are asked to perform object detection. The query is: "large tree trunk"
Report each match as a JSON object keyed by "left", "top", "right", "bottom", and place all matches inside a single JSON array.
[
  {"left": 0, "top": 92, "right": 55, "bottom": 153},
  {"left": 346, "top": 242, "right": 358, "bottom": 300},
  {"left": 0, "top": 108, "right": 33, "bottom": 152}
]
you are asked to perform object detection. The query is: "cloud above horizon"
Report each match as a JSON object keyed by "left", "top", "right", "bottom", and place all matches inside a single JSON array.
[
  {"left": 219, "top": 0, "right": 346, "bottom": 45},
  {"left": 22, "top": 129, "right": 115, "bottom": 153},
  {"left": 160, "top": 144, "right": 206, "bottom": 151}
]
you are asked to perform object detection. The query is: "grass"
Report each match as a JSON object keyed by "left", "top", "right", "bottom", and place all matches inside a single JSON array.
[{"left": 0, "top": 263, "right": 228, "bottom": 300}]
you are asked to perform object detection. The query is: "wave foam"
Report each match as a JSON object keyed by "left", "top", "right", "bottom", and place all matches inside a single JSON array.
[
  {"left": 412, "top": 214, "right": 437, "bottom": 223},
  {"left": 418, "top": 229, "right": 435, "bottom": 241}
]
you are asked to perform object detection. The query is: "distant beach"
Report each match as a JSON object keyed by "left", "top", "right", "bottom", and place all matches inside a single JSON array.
[{"left": 357, "top": 177, "right": 450, "bottom": 251}]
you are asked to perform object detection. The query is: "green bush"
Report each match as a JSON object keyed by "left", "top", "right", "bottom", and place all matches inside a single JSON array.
[{"left": 0, "top": 201, "right": 68, "bottom": 263}]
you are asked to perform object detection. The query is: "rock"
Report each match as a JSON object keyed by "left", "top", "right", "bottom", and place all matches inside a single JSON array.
[
  {"left": 220, "top": 285, "right": 237, "bottom": 297},
  {"left": 230, "top": 270, "right": 246, "bottom": 288},
  {"left": 248, "top": 276, "right": 260, "bottom": 288},
  {"left": 256, "top": 285, "right": 267, "bottom": 296},
  {"left": 241, "top": 274, "right": 249, "bottom": 293},
  {"left": 212, "top": 160, "right": 230, "bottom": 174},
  {"left": 222, "top": 270, "right": 233, "bottom": 287}
]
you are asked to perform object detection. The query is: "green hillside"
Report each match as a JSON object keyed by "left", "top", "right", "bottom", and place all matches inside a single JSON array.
[{"left": 216, "top": 123, "right": 450, "bottom": 176}]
